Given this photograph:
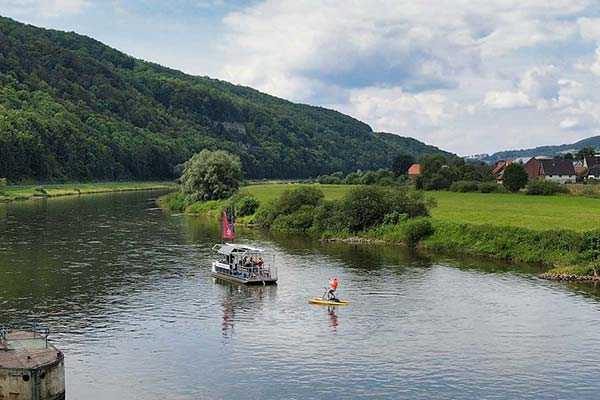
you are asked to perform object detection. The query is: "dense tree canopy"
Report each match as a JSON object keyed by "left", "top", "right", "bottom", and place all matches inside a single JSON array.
[
  {"left": 180, "top": 150, "right": 242, "bottom": 201},
  {"left": 503, "top": 163, "right": 528, "bottom": 192},
  {"left": 392, "top": 154, "right": 416, "bottom": 176},
  {"left": 0, "top": 16, "right": 451, "bottom": 182}
]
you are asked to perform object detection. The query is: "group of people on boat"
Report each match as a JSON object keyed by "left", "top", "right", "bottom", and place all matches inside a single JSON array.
[{"left": 241, "top": 255, "right": 264, "bottom": 269}]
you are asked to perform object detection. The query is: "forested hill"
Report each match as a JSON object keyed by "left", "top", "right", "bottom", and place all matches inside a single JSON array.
[
  {"left": 0, "top": 16, "right": 451, "bottom": 182},
  {"left": 482, "top": 136, "right": 600, "bottom": 162}
]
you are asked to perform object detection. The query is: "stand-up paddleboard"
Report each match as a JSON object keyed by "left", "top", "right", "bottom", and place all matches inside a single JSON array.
[{"left": 309, "top": 298, "right": 349, "bottom": 306}]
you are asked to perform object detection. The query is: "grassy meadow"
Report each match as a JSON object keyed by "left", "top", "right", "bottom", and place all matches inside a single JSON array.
[
  {"left": 241, "top": 183, "right": 600, "bottom": 232},
  {"left": 0, "top": 182, "right": 176, "bottom": 202}
]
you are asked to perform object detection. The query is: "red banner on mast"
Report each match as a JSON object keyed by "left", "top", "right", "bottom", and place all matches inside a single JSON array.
[{"left": 222, "top": 210, "right": 236, "bottom": 240}]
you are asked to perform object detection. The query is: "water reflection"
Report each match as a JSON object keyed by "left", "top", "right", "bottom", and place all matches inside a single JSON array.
[
  {"left": 214, "top": 279, "right": 278, "bottom": 339},
  {"left": 2, "top": 192, "right": 600, "bottom": 399}
]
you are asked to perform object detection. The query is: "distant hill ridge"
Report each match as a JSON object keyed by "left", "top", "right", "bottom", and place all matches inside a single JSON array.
[
  {"left": 0, "top": 16, "right": 451, "bottom": 182},
  {"left": 480, "top": 136, "right": 600, "bottom": 163}
]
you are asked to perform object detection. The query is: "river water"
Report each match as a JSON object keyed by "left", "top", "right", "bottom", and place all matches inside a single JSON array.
[{"left": 1, "top": 191, "right": 600, "bottom": 399}]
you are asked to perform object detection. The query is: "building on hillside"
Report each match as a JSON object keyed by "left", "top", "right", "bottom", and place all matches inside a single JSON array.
[
  {"left": 588, "top": 165, "right": 600, "bottom": 180},
  {"left": 491, "top": 160, "right": 513, "bottom": 183},
  {"left": 584, "top": 155, "right": 600, "bottom": 170},
  {"left": 407, "top": 163, "right": 421, "bottom": 178},
  {"left": 524, "top": 157, "right": 576, "bottom": 183},
  {"left": 573, "top": 160, "right": 587, "bottom": 178}
]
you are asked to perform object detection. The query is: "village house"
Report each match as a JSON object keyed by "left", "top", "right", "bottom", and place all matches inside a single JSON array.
[
  {"left": 491, "top": 160, "right": 511, "bottom": 183},
  {"left": 407, "top": 163, "right": 421, "bottom": 178},
  {"left": 588, "top": 165, "right": 600, "bottom": 180},
  {"left": 524, "top": 157, "right": 576, "bottom": 183},
  {"left": 491, "top": 157, "right": 534, "bottom": 183}
]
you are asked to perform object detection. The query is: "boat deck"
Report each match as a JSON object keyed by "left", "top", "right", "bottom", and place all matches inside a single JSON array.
[
  {"left": 212, "top": 271, "right": 277, "bottom": 285},
  {"left": 0, "top": 331, "right": 63, "bottom": 370}
]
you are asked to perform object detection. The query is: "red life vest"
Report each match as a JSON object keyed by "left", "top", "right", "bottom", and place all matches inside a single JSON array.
[{"left": 329, "top": 277, "right": 339, "bottom": 290}]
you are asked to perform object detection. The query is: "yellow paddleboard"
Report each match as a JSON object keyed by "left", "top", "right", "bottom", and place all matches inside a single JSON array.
[{"left": 309, "top": 298, "right": 349, "bottom": 306}]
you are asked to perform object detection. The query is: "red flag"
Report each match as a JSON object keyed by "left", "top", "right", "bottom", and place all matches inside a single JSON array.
[{"left": 222, "top": 210, "right": 236, "bottom": 240}]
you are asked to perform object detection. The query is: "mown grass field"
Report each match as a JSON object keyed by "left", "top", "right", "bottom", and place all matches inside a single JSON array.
[
  {"left": 242, "top": 183, "right": 600, "bottom": 232},
  {"left": 0, "top": 182, "right": 176, "bottom": 202}
]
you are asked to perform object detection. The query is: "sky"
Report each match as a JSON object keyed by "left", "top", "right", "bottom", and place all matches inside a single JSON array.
[{"left": 3, "top": 1, "right": 600, "bottom": 155}]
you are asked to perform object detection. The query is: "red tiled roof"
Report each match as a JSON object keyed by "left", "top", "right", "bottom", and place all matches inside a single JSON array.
[{"left": 408, "top": 163, "right": 421, "bottom": 175}]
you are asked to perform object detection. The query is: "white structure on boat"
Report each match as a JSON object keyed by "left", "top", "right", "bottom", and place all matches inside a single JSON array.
[
  {"left": 212, "top": 243, "right": 277, "bottom": 285},
  {"left": 0, "top": 327, "right": 65, "bottom": 400}
]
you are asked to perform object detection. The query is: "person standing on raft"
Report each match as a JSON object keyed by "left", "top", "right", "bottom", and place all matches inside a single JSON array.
[{"left": 324, "top": 277, "right": 340, "bottom": 302}]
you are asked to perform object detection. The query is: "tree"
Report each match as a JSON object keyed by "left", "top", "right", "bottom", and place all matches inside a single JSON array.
[
  {"left": 577, "top": 147, "right": 596, "bottom": 160},
  {"left": 180, "top": 150, "right": 243, "bottom": 201},
  {"left": 342, "top": 186, "right": 389, "bottom": 232},
  {"left": 392, "top": 154, "right": 415, "bottom": 176},
  {"left": 503, "top": 163, "right": 528, "bottom": 192}
]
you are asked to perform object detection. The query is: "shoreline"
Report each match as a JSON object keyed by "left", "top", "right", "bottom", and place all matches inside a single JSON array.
[
  {"left": 158, "top": 191, "right": 599, "bottom": 283},
  {"left": 0, "top": 182, "right": 176, "bottom": 203}
]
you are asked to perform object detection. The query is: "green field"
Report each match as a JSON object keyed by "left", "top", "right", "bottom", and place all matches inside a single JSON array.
[
  {"left": 241, "top": 184, "right": 600, "bottom": 232},
  {"left": 0, "top": 182, "right": 176, "bottom": 202}
]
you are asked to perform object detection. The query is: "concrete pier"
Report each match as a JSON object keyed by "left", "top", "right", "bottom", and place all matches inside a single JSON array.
[{"left": 0, "top": 329, "right": 65, "bottom": 400}]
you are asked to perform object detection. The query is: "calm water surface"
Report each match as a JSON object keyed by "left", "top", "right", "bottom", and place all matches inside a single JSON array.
[{"left": 1, "top": 191, "right": 600, "bottom": 399}]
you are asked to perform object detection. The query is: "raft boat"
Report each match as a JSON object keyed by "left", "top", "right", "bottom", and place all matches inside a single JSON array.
[{"left": 212, "top": 243, "right": 277, "bottom": 285}]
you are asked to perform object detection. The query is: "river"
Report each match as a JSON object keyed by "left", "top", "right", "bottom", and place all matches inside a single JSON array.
[{"left": 1, "top": 190, "right": 600, "bottom": 399}]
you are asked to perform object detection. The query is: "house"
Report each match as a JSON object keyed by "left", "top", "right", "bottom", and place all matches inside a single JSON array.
[
  {"left": 524, "top": 157, "right": 576, "bottom": 183},
  {"left": 407, "top": 163, "right": 421, "bottom": 177},
  {"left": 588, "top": 165, "right": 600, "bottom": 180},
  {"left": 491, "top": 160, "right": 512, "bottom": 183},
  {"left": 583, "top": 155, "right": 600, "bottom": 170},
  {"left": 573, "top": 160, "right": 587, "bottom": 178},
  {"left": 492, "top": 157, "right": 536, "bottom": 183}
]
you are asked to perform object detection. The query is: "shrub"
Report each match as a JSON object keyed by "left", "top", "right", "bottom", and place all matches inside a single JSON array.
[
  {"left": 377, "top": 176, "right": 397, "bottom": 186},
  {"left": 526, "top": 180, "right": 569, "bottom": 195},
  {"left": 403, "top": 218, "right": 434, "bottom": 247},
  {"left": 503, "top": 163, "right": 528, "bottom": 192},
  {"left": 359, "top": 171, "right": 379, "bottom": 185},
  {"left": 581, "top": 185, "right": 600, "bottom": 198},
  {"left": 423, "top": 173, "right": 452, "bottom": 190},
  {"left": 479, "top": 182, "right": 502, "bottom": 193},
  {"left": 159, "top": 192, "right": 189, "bottom": 212},
  {"left": 449, "top": 180, "right": 479, "bottom": 192},
  {"left": 387, "top": 189, "right": 434, "bottom": 218},
  {"left": 317, "top": 175, "right": 342, "bottom": 184},
  {"left": 339, "top": 186, "right": 434, "bottom": 232},
  {"left": 180, "top": 150, "right": 243, "bottom": 202},
  {"left": 0, "top": 178, "right": 6, "bottom": 187},
  {"left": 312, "top": 200, "right": 346, "bottom": 233},
  {"left": 253, "top": 201, "right": 279, "bottom": 228},
  {"left": 234, "top": 194, "right": 260, "bottom": 216},
  {"left": 278, "top": 186, "right": 324, "bottom": 214},
  {"left": 392, "top": 154, "right": 415, "bottom": 177},
  {"left": 271, "top": 205, "right": 317, "bottom": 233},
  {"left": 383, "top": 211, "right": 408, "bottom": 225},
  {"left": 344, "top": 171, "right": 363, "bottom": 185},
  {"left": 341, "top": 186, "right": 389, "bottom": 232}
]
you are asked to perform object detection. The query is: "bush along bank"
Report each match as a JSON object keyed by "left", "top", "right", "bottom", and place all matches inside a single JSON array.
[
  {"left": 251, "top": 185, "right": 436, "bottom": 248},
  {"left": 160, "top": 184, "right": 600, "bottom": 282},
  {"left": 424, "top": 222, "right": 600, "bottom": 281}
]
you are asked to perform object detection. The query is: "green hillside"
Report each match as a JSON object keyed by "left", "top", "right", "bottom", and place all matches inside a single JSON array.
[
  {"left": 0, "top": 16, "right": 450, "bottom": 182},
  {"left": 483, "top": 135, "right": 600, "bottom": 162}
]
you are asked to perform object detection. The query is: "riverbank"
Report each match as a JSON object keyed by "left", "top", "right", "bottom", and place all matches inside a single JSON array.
[
  {"left": 0, "top": 181, "right": 176, "bottom": 203},
  {"left": 160, "top": 184, "right": 600, "bottom": 281}
]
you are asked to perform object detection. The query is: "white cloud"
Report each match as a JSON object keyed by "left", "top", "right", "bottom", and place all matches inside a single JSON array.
[
  {"left": 560, "top": 117, "right": 583, "bottom": 130},
  {"left": 578, "top": 17, "right": 600, "bottom": 41},
  {"left": 213, "top": 0, "right": 600, "bottom": 154},
  {"left": 484, "top": 90, "right": 531, "bottom": 109},
  {"left": 0, "top": 0, "right": 89, "bottom": 17}
]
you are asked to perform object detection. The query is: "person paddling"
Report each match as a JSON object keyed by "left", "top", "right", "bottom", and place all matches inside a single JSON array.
[{"left": 324, "top": 277, "right": 340, "bottom": 302}]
